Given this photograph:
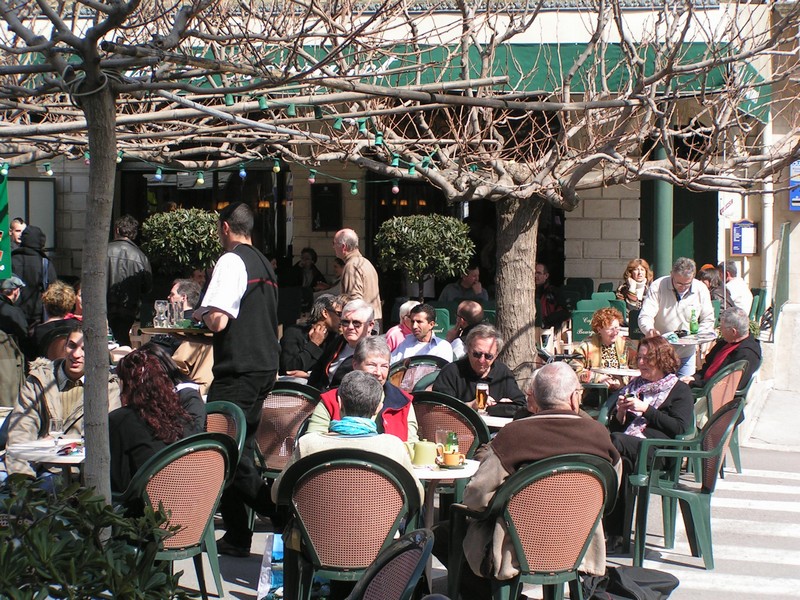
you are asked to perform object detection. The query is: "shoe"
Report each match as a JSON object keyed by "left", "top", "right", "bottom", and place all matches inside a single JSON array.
[
  {"left": 216, "top": 537, "right": 251, "bottom": 557},
  {"left": 605, "top": 535, "right": 625, "bottom": 555}
]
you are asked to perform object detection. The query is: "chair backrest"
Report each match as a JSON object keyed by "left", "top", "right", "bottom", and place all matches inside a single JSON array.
[
  {"left": 121, "top": 433, "right": 236, "bottom": 550},
  {"left": 389, "top": 355, "right": 450, "bottom": 392},
  {"left": 751, "top": 288, "right": 767, "bottom": 321},
  {"left": 597, "top": 282, "right": 614, "bottom": 293},
  {"left": 711, "top": 299, "right": 721, "bottom": 326},
  {"left": 490, "top": 454, "right": 617, "bottom": 577},
  {"left": 608, "top": 299, "right": 628, "bottom": 320},
  {"left": 699, "top": 398, "right": 744, "bottom": 493},
  {"left": 255, "top": 384, "right": 320, "bottom": 474},
  {"left": 205, "top": 400, "right": 247, "bottom": 462},
  {"left": 566, "top": 277, "right": 594, "bottom": 300},
  {"left": 627, "top": 309, "right": 643, "bottom": 340},
  {"left": 433, "top": 308, "right": 450, "bottom": 337},
  {"left": 346, "top": 528, "right": 434, "bottom": 600},
  {"left": 576, "top": 299, "right": 609, "bottom": 312},
  {"left": 591, "top": 292, "right": 617, "bottom": 302},
  {"left": 275, "top": 449, "right": 422, "bottom": 570},
  {"left": 570, "top": 310, "right": 595, "bottom": 342},
  {"left": 704, "top": 360, "right": 747, "bottom": 417},
  {"left": 483, "top": 309, "right": 497, "bottom": 325},
  {"left": 411, "top": 390, "right": 490, "bottom": 457}
]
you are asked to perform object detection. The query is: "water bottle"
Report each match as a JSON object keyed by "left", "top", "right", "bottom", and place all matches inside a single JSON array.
[
  {"left": 689, "top": 309, "right": 699, "bottom": 335},
  {"left": 257, "top": 533, "right": 274, "bottom": 599},
  {"left": 447, "top": 431, "right": 459, "bottom": 454}
]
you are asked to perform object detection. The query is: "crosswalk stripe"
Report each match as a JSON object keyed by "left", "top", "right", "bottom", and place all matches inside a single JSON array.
[
  {"left": 737, "top": 468, "right": 800, "bottom": 482},
  {"left": 710, "top": 518, "right": 800, "bottom": 538},
  {"left": 714, "top": 480, "right": 800, "bottom": 495},
  {"left": 639, "top": 569, "right": 800, "bottom": 596},
  {"left": 651, "top": 541, "right": 800, "bottom": 566},
  {"left": 711, "top": 497, "right": 800, "bottom": 513}
]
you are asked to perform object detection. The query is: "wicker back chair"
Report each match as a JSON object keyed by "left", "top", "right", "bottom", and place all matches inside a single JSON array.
[
  {"left": 411, "top": 391, "right": 490, "bottom": 458},
  {"left": 389, "top": 355, "right": 450, "bottom": 392},
  {"left": 275, "top": 449, "right": 422, "bottom": 600},
  {"left": 205, "top": 400, "right": 246, "bottom": 463}
]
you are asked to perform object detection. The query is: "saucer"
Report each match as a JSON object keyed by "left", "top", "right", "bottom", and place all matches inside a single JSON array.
[{"left": 437, "top": 463, "right": 466, "bottom": 470}]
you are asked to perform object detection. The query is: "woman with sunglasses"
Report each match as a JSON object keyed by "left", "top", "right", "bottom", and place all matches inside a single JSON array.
[{"left": 433, "top": 324, "right": 525, "bottom": 417}]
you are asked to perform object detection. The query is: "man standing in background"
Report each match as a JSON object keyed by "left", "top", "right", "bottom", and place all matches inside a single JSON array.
[
  {"left": 333, "top": 228, "right": 383, "bottom": 332},
  {"left": 107, "top": 215, "right": 152, "bottom": 346}
]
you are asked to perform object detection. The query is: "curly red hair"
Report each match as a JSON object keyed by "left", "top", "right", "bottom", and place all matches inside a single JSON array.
[
  {"left": 637, "top": 336, "right": 680, "bottom": 375},
  {"left": 116, "top": 348, "right": 191, "bottom": 443},
  {"left": 591, "top": 307, "right": 623, "bottom": 332}
]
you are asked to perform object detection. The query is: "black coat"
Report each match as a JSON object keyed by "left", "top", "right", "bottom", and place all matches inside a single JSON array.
[
  {"left": 692, "top": 334, "right": 761, "bottom": 390},
  {"left": 11, "top": 226, "right": 57, "bottom": 327}
]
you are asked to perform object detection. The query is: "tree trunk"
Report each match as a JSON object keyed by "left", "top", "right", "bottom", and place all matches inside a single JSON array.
[
  {"left": 495, "top": 196, "right": 544, "bottom": 390},
  {"left": 80, "top": 86, "right": 117, "bottom": 502}
]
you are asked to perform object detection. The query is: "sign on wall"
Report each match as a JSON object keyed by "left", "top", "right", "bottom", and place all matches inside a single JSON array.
[
  {"left": 731, "top": 219, "right": 757, "bottom": 256},
  {"left": 790, "top": 160, "right": 800, "bottom": 211}
]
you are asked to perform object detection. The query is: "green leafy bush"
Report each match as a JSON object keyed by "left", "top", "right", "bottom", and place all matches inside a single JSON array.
[
  {"left": 375, "top": 214, "right": 475, "bottom": 301},
  {"left": 141, "top": 209, "right": 221, "bottom": 277},
  {"left": 0, "top": 475, "right": 191, "bottom": 600}
]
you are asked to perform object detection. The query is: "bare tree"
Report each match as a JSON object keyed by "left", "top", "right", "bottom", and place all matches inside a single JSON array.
[{"left": 2, "top": 1, "right": 800, "bottom": 486}]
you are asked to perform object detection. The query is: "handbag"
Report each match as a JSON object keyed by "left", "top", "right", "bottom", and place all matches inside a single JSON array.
[{"left": 582, "top": 566, "right": 680, "bottom": 600}]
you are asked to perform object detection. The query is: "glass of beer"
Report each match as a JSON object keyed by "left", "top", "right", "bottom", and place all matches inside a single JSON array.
[{"left": 475, "top": 383, "right": 489, "bottom": 412}]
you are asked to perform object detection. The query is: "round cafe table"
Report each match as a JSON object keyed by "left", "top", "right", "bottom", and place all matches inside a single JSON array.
[{"left": 6, "top": 439, "right": 85, "bottom": 481}]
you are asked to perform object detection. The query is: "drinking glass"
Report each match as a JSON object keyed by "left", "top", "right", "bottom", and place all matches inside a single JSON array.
[
  {"left": 48, "top": 418, "right": 64, "bottom": 444},
  {"left": 154, "top": 300, "right": 169, "bottom": 327}
]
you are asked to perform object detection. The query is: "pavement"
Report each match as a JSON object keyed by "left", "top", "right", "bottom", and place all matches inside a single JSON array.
[{"left": 175, "top": 386, "right": 800, "bottom": 600}]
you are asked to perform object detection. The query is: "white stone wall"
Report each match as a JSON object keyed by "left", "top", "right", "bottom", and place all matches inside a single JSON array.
[{"left": 563, "top": 183, "right": 642, "bottom": 288}]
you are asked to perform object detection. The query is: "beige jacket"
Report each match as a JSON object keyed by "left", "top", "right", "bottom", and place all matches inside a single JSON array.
[
  {"left": 341, "top": 249, "right": 382, "bottom": 321},
  {"left": 6, "top": 358, "right": 121, "bottom": 476}
]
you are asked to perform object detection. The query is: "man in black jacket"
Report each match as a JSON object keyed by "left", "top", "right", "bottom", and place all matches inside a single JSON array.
[
  {"left": 106, "top": 215, "right": 152, "bottom": 346},
  {"left": 11, "top": 225, "right": 57, "bottom": 328}
]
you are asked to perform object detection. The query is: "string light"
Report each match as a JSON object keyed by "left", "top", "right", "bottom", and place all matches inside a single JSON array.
[
  {"left": 421, "top": 156, "right": 431, "bottom": 169},
  {"left": 469, "top": 164, "right": 478, "bottom": 172},
  {"left": 350, "top": 180, "right": 358, "bottom": 195},
  {"left": 374, "top": 132, "right": 384, "bottom": 146},
  {"left": 258, "top": 97, "right": 269, "bottom": 110},
  {"left": 116, "top": 151, "right": 124, "bottom": 164},
  {"left": 43, "top": 163, "right": 53, "bottom": 177},
  {"left": 408, "top": 163, "right": 416, "bottom": 175},
  {"left": 286, "top": 104, "right": 296, "bottom": 117},
  {"left": 224, "top": 94, "right": 235, "bottom": 106},
  {"left": 358, "top": 119, "right": 368, "bottom": 134},
  {"left": 391, "top": 179, "right": 399, "bottom": 194},
  {"left": 154, "top": 167, "right": 163, "bottom": 181},
  {"left": 272, "top": 159, "right": 281, "bottom": 173},
  {"left": 333, "top": 118, "right": 344, "bottom": 130},
  {"left": 0, "top": 163, "right": 8, "bottom": 176},
  {"left": 239, "top": 165, "right": 247, "bottom": 179},
  {"left": 391, "top": 154, "right": 400, "bottom": 167},
  {"left": 308, "top": 169, "right": 317, "bottom": 184},
  {"left": 314, "top": 106, "right": 324, "bottom": 119},
  {"left": 83, "top": 151, "right": 90, "bottom": 165},
  {"left": 195, "top": 171, "right": 205, "bottom": 186}
]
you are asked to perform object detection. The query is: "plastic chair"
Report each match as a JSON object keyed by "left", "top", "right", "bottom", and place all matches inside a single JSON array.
[
  {"left": 448, "top": 454, "right": 618, "bottom": 600},
  {"left": 483, "top": 309, "right": 497, "bottom": 325},
  {"left": 627, "top": 309, "right": 644, "bottom": 341},
  {"left": 433, "top": 308, "right": 450, "bottom": 337},
  {"left": 729, "top": 367, "right": 759, "bottom": 474},
  {"left": 389, "top": 355, "right": 450, "bottom": 392},
  {"left": 255, "top": 383, "right": 320, "bottom": 479},
  {"left": 711, "top": 299, "right": 721, "bottom": 327},
  {"left": 557, "top": 288, "right": 582, "bottom": 313},
  {"left": 346, "top": 528, "right": 434, "bottom": 600},
  {"left": 570, "top": 310, "right": 595, "bottom": 342},
  {"left": 566, "top": 277, "right": 595, "bottom": 300},
  {"left": 591, "top": 291, "right": 617, "bottom": 302},
  {"left": 205, "top": 400, "right": 247, "bottom": 463},
  {"left": 597, "top": 282, "right": 614, "bottom": 292},
  {"left": 412, "top": 370, "right": 440, "bottom": 392},
  {"left": 751, "top": 288, "right": 767, "bottom": 322},
  {"left": 631, "top": 398, "right": 745, "bottom": 569},
  {"left": 608, "top": 298, "right": 628, "bottom": 321},
  {"left": 576, "top": 299, "right": 609, "bottom": 312},
  {"left": 275, "top": 449, "right": 422, "bottom": 600},
  {"left": 117, "top": 433, "right": 238, "bottom": 600}
]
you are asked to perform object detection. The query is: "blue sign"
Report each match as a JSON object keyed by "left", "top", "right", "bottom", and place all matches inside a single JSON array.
[
  {"left": 791, "top": 161, "right": 800, "bottom": 211},
  {"left": 731, "top": 220, "right": 757, "bottom": 256}
]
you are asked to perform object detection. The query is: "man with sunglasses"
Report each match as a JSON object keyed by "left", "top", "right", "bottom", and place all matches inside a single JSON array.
[
  {"left": 433, "top": 324, "right": 525, "bottom": 417},
  {"left": 307, "top": 299, "right": 375, "bottom": 391}
]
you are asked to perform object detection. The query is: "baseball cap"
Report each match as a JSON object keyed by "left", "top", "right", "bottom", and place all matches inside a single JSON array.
[{"left": 0, "top": 274, "right": 26, "bottom": 291}]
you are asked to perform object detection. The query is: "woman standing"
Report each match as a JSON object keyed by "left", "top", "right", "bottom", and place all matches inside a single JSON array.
[{"left": 616, "top": 258, "right": 653, "bottom": 314}]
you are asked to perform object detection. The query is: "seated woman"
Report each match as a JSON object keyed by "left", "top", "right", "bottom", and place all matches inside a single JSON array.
[
  {"left": 696, "top": 266, "right": 734, "bottom": 307},
  {"left": 615, "top": 258, "right": 653, "bottom": 315},
  {"left": 110, "top": 346, "right": 206, "bottom": 495},
  {"left": 604, "top": 335, "right": 693, "bottom": 549},
  {"left": 31, "top": 281, "right": 81, "bottom": 360},
  {"left": 574, "top": 307, "right": 636, "bottom": 398},
  {"left": 305, "top": 336, "right": 419, "bottom": 442}
]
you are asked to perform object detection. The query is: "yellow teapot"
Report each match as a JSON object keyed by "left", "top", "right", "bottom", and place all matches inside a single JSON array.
[{"left": 405, "top": 439, "right": 443, "bottom": 466}]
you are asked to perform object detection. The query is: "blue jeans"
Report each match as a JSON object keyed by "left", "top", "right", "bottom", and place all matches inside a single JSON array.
[{"left": 677, "top": 353, "right": 696, "bottom": 378}]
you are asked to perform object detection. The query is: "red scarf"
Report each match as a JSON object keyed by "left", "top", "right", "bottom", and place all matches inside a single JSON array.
[{"left": 704, "top": 341, "right": 742, "bottom": 380}]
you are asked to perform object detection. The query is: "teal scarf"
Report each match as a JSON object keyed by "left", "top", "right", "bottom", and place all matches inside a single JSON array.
[{"left": 329, "top": 416, "right": 377, "bottom": 436}]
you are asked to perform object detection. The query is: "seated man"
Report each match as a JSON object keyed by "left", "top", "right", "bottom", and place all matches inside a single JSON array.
[
  {"left": 306, "top": 337, "right": 419, "bottom": 442},
  {"left": 279, "top": 294, "right": 341, "bottom": 379},
  {"left": 273, "top": 369, "right": 422, "bottom": 499},
  {"left": 307, "top": 299, "right": 375, "bottom": 391},
  {"left": 438, "top": 264, "right": 488, "bottom": 303},
  {"left": 168, "top": 278, "right": 202, "bottom": 319},
  {"left": 433, "top": 324, "right": 525, "bottom": 417},
  {"left": 445, "top": 300, "right": 484, "bottom": 360},
  {"left": 390, "top": 303, "right": 454, "bottom": 363},
  {"left": 5, "top": 328, "right": 122, "bottom": 477},
  {"left": 433, "top": 362, "right": 621, "bottom": 600},
  {"left": 535, "top": 263, "right": 570, "bottom": 329}
]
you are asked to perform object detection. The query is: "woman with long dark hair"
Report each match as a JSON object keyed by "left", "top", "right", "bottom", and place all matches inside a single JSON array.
[{"left": 109, "top": 346, "right": 205, "bottom": 494}]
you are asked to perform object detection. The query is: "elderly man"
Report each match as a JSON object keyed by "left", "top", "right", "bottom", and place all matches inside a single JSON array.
[
  {"left": 433, "top": 324, "right": 525, "bottom": 417},
  {"left": 5, "top": 328, "right": 121, "bottom": 476},
  {"left": 307, "top": 337, "right": 419, "bottom": 441},
  {"left": 433, "top": 362, "right": 621, "bottom": 600},
  {"left": 718, "top": 260, "right": 753, "bottom": 314},
  {"left": 333, "top": 228, "right": 383, "bottom": 332},
  {"left": 638, "top": 257, "right": 714, "bottom": 377},
  {"left": 438, "top": 263, "right": 488, "bottom": 303},
  {"left": 390, "top": 303, "right": 454, "bottom": 363},
  {"left": 307, "top": 299, "right": 374, "bottom": 391},
  {"left": 280, "top": 294, "right": 342, "bottom": 379},
  {"left": 445, "top": 300, "right": 484, "bottom": 359}
]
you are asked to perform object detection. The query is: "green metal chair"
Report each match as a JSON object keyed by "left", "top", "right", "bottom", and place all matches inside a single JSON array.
[
  {"left": 631, "top": 398, "right": 744, "bottom": 570},
  {"left": 433, "top": 308, "right": 450, "bottom": 337},
  {"left": 570, "top": 310, "right": 595, "bottom": 342},
  {"left": 389, "top": 355, "right": 450, "bottom": 392},
  {"left": 597, "top": 282, "right": 614, "bottom": 293},
  {"left": 255, "top": 383, "right": 320, "bottom": 480},
  {"left": 591, "top": 291, "right": 617, "bottom": 302},
  {"left": 117, "top": 433, "right": 238, "bottom": 600},
  {"left": 566, "top": 277, "right": 595, "bottom": 300},
  {"left": 483, "top": 308, "right": 497, "bottom": 325},
  {"left": 749, "top": 288, "right": 767, "bottom": 322},
  {"left": 346, "top": 528, "right": 434, "bottom": 600},
  {"left": 205, "top": 400, "right": 247, "bottom": 463},
  {"left": 448, "top": 454, "right": 618, "bottom": 600},
  {"left": 411, "top": 370, "right": 440, "bottom": 392},
  {"left": 576, "top": 299, "right": 609, "bottom": 312},
  {"left": 627, "top": 309, "right": 644, "bottom": 340},
  {"left": 729, "top": 367, "right": 759, "bottom": 474},
  {"left": 608, "top": 298, "right": 628, "bottom": 321},
  {"left": 275, "top": 449, "right": 422, "bottom": 600}
]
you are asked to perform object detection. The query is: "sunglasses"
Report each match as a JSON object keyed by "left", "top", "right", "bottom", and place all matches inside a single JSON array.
[
  {"left": 341, "top": 319, "right": 365, "bottom": 329},
  {"left": 471, "top": 351, "right": 494, "bottom": 360}
]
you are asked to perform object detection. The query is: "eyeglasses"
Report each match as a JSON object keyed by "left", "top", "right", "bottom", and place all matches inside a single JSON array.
[
  {"left": 341, "top": 319, "right": 365, "bottom": 329},
  {"left": 471, "top": 351, "right": 495, "bottom": 360}
]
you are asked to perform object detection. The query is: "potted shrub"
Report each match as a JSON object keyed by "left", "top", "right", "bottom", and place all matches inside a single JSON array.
[{"left": 140, "top": 208, "right": 221, "bottom": 278}]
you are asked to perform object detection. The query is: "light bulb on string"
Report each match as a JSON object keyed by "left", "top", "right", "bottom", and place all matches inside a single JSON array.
[
  {"left": 391, "top": 179, "right": 399, "bottom": 195},
  {"left": 350, "top": 180, "right": 358, "bottom": 195},
  {"left": 358, "top": 119, "right": 368, "bottom": 134},
  {"left": 239, "top": 165, "right": 247, "bottom": 179},
  {"left": 154, "top": 167, "right": 163, "bottom": 182},
  {"left": 272, "top": 159, "right": 281, "bottom": 173},
  {"left": 196, "top": 171, "right": 205, "bottom": 186},
  {"left": 391, "top": 154, "right": 400, "bottom": 167},
  {"left": 333, "top": 117, "right": 344, "bottom": 130},
  {"left": 308, "top": 169, "right": 317, "bottom": 184},
  {"left": 116, "top": 151, "right": 124, "bottom": 164},
  {"left": 408, "top": 163, "right": 416, "bottom": 175},
  {"left": 83, "top": 152, "right": 90, "bottom": 165},
  {"left": 421, "top": 156, "right": 431, "bottom": 169},
  {"left": 374, "top": 132, "right": 384, "bottom": 146},
  {"left": 44, "top": 163, "right": 53, "bottom": 177},
  {"left": 286, "top": 104, "right": 296, "bottom": 117},
  {"left": 0, "top": 163, "right": 8, "bottom": 176}
]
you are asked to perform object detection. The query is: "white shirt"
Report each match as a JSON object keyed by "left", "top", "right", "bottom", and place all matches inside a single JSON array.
[
  {"left": 726, "top": 277, "right": 753, "bottom": 314},
  {"left": 391, "top": 334, "right": 454, "bottom": 363},
  {"left": 199, "top": 252, "right": 247, "bottom": 318}
]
